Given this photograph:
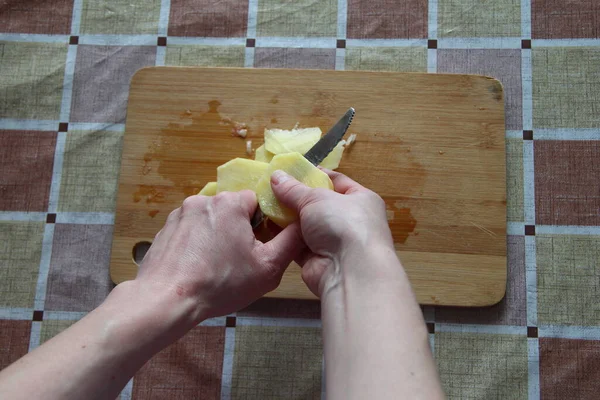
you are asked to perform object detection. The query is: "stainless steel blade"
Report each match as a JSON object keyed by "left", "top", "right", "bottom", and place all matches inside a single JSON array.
[{"left": 303, "top": 107, "right": 355, "bottom": 166}]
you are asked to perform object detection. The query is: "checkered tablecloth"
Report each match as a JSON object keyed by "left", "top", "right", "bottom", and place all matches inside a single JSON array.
[{"left": 1, "top": 0, "right": 599, "bottom": 399}]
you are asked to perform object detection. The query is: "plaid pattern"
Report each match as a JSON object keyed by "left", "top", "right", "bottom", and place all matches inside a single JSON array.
[{"left": 1, "top": 1, "right": 599, "bottom": 398}]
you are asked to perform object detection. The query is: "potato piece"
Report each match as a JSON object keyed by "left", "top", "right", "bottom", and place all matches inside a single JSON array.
[
  {"left": 254, "top": 144, "right": 274, "bottom": 163},
  {"left": 319, "top": 140, "right": 345, "bottom": 170},
  {"left": 198, "top": 181, "right": 217, "bottom": 196},
  {"left": 264, "top": 127, "right": 321, "bottom": 155},
  {"left": 256, "top": 152, "right": 333, "bottom": 227},
  {"left": 217, "top": 158, "right": 269, "bottom": 193}
]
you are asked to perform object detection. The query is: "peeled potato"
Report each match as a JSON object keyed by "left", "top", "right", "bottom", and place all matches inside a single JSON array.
[
  {"left": 319, "top": 140, "right": 345, "bottom": 170},
  {"left": 254, "top": 144, "right": 274, "bottom": 163},
  {"left": 217, "top": 158, "right": 269, "bottom": 193},
  {"left": 264, "top": 127, "right": 321, "bottom": 155},
  {"left": 198, "top": 181, "right": 217, "bottom": 196},
  {"left": 256, "top": 152, "right": 333, "bottom": 227}
]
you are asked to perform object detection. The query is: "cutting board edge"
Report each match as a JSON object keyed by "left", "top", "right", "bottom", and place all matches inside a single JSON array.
[{"left": 131, "top": 66, "right": 506, "bottom": 94}]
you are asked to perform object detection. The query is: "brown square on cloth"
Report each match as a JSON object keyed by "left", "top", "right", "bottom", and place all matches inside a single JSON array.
[
  {"left": 256, "top": 0, "right": 337, "bottom": 37},
  {"left": 168, "top": 0, "right": 248, "bottom": 37},
  {"left": 0, "top": 320, "right": 31, "bottom": 370},
  {"left": 534, "top": 140, "right": 600, "bottom": 226},
  {"left": 0, "top": 130, "right": 56, "bottom": 211},
  {"left": 532, "top": 0, "right": 600, "bottom": 39},
  {"left": 133, "top": 326, "right": 225, "bottom": 399},
  {"left": 347, "top": 0, "right": 428, "bottom": 39},
  {"left": 540, "top": 338, "right": 600, "bottom": 399},
  {"left": 0, "top": 0, "right": 74, "bottom": 34}
]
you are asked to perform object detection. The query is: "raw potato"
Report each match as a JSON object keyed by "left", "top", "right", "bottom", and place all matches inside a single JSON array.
[
  {"left": 319, "top": 140, "right": 345, "bottom": 170},
  {"left": 256, "top": 152, "right": 333, "bottom": 227},
  {"left": 198, "top": 181, "right": 217, "bottom": 196},
  {"left": 264, "top": 127, "right": 321, "bottom": 155},
  {"left": 263, "top": 126, "right": 346, "bottom": 170},
  {"left": 200, "top": 125, "right": 349, "bottom": 223},
  {"left": 217, "top": 158, "right": 269, "bottom": 193},
  {"left": 254, "top": 144, "right": 274, "bottom": 163}
]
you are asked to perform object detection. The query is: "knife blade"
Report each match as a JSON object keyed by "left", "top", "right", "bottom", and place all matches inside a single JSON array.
[
  {"left": 304, "top": 107, "right": 355, "bottom": 166},
  {"left": 251, "top": 107, "right": 355, "bottom": 229}
]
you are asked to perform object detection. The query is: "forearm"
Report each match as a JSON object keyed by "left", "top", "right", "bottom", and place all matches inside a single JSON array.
[
  {"left": 321, "top": 247, "right": 444, "bottom": 400},
  {"left": 0, "top": 281, "right": 198, "bottom": 400}
]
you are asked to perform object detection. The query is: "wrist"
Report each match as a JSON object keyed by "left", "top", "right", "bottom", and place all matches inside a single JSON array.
[
  {"left": 99, "top": 280, "right": 205, "bottom": 352},
  {"left": 318, "top": 244, "right": 407, "bottom": 299}
]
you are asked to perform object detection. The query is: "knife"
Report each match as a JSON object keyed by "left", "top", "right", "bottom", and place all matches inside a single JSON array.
[{"left": 251, "top": 107, "right": 355, "bottom": 228}]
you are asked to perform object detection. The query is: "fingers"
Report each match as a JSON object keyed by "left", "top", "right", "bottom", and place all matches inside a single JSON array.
[
  {"left": 207, "top": 190, "right": 257, "bottom": 220},
  {"left": 153, "top": 207, "right": 181, "bottom": 243},
  {"left": 237, "top": 190, "right": 258, "bottom": 219},
  {"left": 294, "top": 247, "right": 313, "bottom": 268},
  {"left": 300, "top": 254, "right": 331, "bottom": 298},
  {"left": 270, "top": 170, "right": 314, "bottom": 212},
  {"left": 256, "top": 222, "right": 305, "bottom": 276},
  {"left": 320, "top": 168, "right": 364, "bottom": 194}
]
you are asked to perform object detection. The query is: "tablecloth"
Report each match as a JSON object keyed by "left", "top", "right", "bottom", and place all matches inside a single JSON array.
[{"left": 1, "top": 0, "right": 599, "bottom": 398}]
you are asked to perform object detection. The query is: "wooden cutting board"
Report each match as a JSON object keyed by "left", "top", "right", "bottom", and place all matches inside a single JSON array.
[{"left": 110, "top": 67, "right": 507, "bottom": 307}]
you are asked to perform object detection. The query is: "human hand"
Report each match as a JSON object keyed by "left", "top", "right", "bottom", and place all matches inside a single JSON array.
[
  {"left": 134, "top": 190, "right": 304, "bottom": 324},
  {"left": 270, "top": 169, "right": 397, "bottom": 297}
]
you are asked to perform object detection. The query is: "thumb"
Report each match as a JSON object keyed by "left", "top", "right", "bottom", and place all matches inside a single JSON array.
[{"left": 270, "top": 170, "right": 314, "bottom": 212}]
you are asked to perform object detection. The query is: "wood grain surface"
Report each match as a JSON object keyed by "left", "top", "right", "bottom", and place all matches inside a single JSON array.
[{"left": 110, "top": 67, "right": 507, "bottom": 307}]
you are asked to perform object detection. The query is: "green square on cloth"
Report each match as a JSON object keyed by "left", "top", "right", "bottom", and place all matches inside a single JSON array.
[
  {"left": 58, "top": 130, "right": 123, "bottom": 212},
  {"left": 232, "top": 326, "right": 322, "bottom": 399},
  {"left": 165, "top": 45, "right": 246, "bottom": 67},
  {"left": 436, "top": 331, "right": 528, "bottom": 399},
  {"left": 257, "top": 0, "right": 337, "bottom": 37},
  {"left": 438, "top": 0, "right": 521, "bottom": 37},
  {"left": 0, "top": 42, "right": 67, "bottom": 120},
  {"left": 345, "top": 47, "right": 427, "bottom": 72},
  {"left": 532, "top": 47, "right": 600, "bottom": 128},
  {"left": 506, "top": 138, "right": 524, "bottom": 222},
  {"left": 537, "top": 235, "right": 600, "bottom": 326},
  {"left": 80, "top": 0, "right": 162, "bottom": 34},
  {"left": 0, "top": 222, "right": 45, "bottom": 308},
  {"left": 40, "top": 319, "right": 78, "bottom": 345}
]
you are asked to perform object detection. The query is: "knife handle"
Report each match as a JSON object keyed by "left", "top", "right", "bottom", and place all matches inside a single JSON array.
[{"left": 250, "top": 207, "right": 265, "bottom": 229}]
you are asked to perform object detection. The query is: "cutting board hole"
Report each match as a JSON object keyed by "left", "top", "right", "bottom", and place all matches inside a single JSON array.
[{"left": 132, "top": 241, "right": 152, "bottom": 265}]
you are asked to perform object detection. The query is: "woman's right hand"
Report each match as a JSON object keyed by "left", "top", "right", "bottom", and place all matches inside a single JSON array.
[{"left": 270, "top": 168, "right": 398, "bottom": 297}]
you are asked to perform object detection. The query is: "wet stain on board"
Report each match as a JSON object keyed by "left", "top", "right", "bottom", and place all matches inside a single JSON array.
[
  {"left": 133, "top": 185, "right": 166, "bottom": 204},
  {"left": 387, "top": 206, "right": 417, "bottom": 244},
  {"left": 136, "top": 100, "right": 248, "bottom": 204}
]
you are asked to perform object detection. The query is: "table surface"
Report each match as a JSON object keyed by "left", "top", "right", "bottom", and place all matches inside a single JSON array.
[{"left": 1, "top": 1, "right": 599, "bottom": 399}]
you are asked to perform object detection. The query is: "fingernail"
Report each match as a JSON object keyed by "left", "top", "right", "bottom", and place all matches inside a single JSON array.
[{"left": 271, "top": 170, "right": 291, "bottom": 185}]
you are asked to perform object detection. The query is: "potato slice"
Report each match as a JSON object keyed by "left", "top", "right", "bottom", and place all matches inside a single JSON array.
[
  {"left": 264, "top": 127, "right": 321, "bottom": 155},
  {"left": 198, "top": 181, "right": 217, "bottom": 196},
  {"left": 256, "top": 152, "right": 333, "bottom": 227},
  {"left": 254, "top": 144, "right": 274, "bottom": 163},
  {"left": 319, "top": 140, "right": 345, "bottom": 170},
  {"left": 217, "top": 158, "right": 269, "bottom": 193}
]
